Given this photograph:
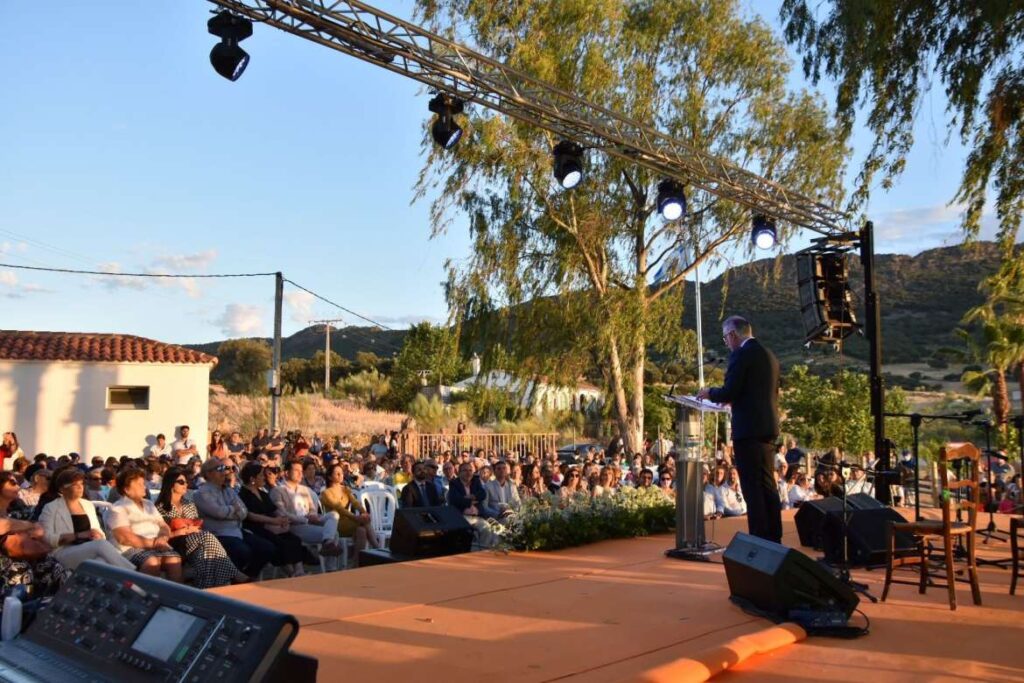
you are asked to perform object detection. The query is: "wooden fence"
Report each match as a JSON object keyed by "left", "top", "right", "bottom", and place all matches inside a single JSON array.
[{"left": 408, "top": 433, "right": 560, "bottom": 458}]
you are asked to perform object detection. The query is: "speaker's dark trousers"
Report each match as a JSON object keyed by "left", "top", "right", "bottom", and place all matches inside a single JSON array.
[{"left": 733, "top": 437, "right": 783, "bottom": 543}]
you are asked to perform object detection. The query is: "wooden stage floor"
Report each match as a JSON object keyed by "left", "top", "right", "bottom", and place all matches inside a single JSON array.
[{"left": 215, "top": 510, "right": 1024, "bottom": 682}]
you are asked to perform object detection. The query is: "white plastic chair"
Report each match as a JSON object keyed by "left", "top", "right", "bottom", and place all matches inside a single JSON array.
[{"left": 358, "top": 489, "right": 397, "bottom": 549}]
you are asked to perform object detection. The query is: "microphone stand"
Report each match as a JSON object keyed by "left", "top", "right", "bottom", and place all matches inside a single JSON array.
[
  {"left": 975, "top": 419, "right": 1010, "bottom": 547},
  {"left": 816, "top": 460, "right": 877, "bottom": 603}
]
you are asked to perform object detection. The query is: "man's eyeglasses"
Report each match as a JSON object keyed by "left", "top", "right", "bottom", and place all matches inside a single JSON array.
[
  {"left": 265, "top": 467, "right": 281, "bottom": 474},
  {"left": 87, "top": 476, "right": 102, "bottom": 482}
]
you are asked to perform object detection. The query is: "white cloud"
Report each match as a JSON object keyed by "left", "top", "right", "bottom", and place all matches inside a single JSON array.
[
  {"left": 0, "top": 269, "right": 53, "bottom": 299},
  {"left": 284, "top": 290, "right": 316, "bottom": 325},
  {"left": 92, "top": 261, "right": 201, "bottom": 298},
  {"left": 873, "top": 201, "right": 1003, "bottom": 254},
  {"left": 370, "top": 313, "right": 442, "bottom": 327},
  {"left": 152, "top": 249, "right": 218, "bottom": 271},
  {"left": 213, "top": 304, "right": 264, "bottom": 337}
]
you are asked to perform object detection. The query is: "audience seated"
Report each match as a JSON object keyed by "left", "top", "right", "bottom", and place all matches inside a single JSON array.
[
  {"left": 270, "top": 461, "right": 342, "bottom": 563},
  {"left": 320, "top": 464, "right": 378, "bottom": 567},
  {"left": 399, "top": 462, "right": 443, "bottom": 507},
  {"left": 447, "top": 462, "right": 499, "bottom": 548},
  {"left": 237, "top": 463, "right": 307, "bottom": 577},
  {"left": 155, "top": 467, "right": 247, "bottom": 588},
  {"left": 109, "top": 469, "right": 182, "bottom": 580},
  {"left": 194, "top": 459, "right": 273, "bottom": 580},
  {"left": 39, "top": 468, "right": 135, "bottom": 571},
  {"left": 483, "top": 461, "right": 520, "bottom": 515}
]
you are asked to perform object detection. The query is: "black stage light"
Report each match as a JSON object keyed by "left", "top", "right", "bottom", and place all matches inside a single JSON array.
[
  {"left": 428, "top": 94, "right": 465, "bottom": 149},
  {"left": 552, "top": 141, "right": 584, "bottom": 189},
  {"left": 208, "top": 11, "right": 253, "bottom": 82},
  {"left": 657, "top": 179, "right": 686, "bottom": 220},
  {"left": 752, "top": 214, "right": 777, "bottom": 250}
]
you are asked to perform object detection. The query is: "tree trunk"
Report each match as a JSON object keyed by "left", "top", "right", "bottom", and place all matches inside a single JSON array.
[
  {"left": 993, "top": 368, "right": 1010, "bottom": 433},
  {"left": 627, "top": 334, "right": 646, "bottom": 456},
  {"left": 607, "top": 334, "right": 640, "bottom": 453},
  {"left": 1018, "top": 361, "right": 1024, "bottom": 417}
]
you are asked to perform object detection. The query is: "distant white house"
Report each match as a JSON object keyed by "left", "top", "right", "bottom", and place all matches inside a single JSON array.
[
  {"left": 446, "top": 368, "right": 604, "bottom": 416},
  {"left": 0, "top": 331, "right": 217, "bottom": 459}
]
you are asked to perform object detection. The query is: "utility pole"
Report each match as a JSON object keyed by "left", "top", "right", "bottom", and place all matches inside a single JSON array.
[
  {"left": 310, "top": 318, "right": 344, "bottom": 398},
  {"left": 271, "top": 272, "right": 283, "bottom": 432}
]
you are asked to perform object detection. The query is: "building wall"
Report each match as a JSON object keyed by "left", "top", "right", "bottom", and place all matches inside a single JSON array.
[{"left": 0, "top": 360, "right": 212, "bottom": 459}]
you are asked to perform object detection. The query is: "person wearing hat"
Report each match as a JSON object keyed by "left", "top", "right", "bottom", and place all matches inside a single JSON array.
[
  {"left": 18, "top": 468, "right": 51, "bottom": 508},
  {"left": 193, "top": 458, "right": 273, "bottom": 579}
]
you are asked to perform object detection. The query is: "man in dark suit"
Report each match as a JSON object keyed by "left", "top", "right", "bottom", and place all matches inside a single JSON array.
[
  {"left": 697, "top": 315, "right": 782, "bottom": 542},
  {"left": 399, "top": 461, "right": 443, "bottom": 508}
]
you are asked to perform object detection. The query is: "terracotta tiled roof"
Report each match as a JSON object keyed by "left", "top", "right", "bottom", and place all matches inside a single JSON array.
[{"left": 0, "top": 331, "right": 217, "bottom": 365}]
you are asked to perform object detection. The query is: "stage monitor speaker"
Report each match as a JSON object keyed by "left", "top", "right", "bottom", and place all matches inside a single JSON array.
[
  {"left": 794, "top": 497, "right": 844, "bottom": 549},
  {"left": 822, "top": 507, "right": 914, "bottom": 567},
  {"left": 723, "top": 533, "right": 859, "bottom": 620},
  {"left": 389, "top": 505, "right": 474, "bottom": 558},
  {"left": 846, "top": 492, "right": 884, "bottom": 510}
]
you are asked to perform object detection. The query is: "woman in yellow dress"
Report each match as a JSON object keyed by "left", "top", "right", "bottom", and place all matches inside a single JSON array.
[{"left": 319, "top": 464, "right": 378, "bottom": 567}]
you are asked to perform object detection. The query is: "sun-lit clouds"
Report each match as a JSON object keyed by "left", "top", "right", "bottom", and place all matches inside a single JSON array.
[
  {"left": 0, "top": 269, "right": 53, "bottom": 299},
  {"left": 284, "top": 290, "right": 316, "bottom": 325},
  {"left": 213, "top": 304, "right": 265, "bottom": 337},
  {"left": 90, "top": 248, "right": 219, "bottom": 299}
]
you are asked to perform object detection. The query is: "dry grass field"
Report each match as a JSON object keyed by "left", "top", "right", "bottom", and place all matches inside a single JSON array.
[{"left": 209, "top": 393, "right": 407, "bottom": 450}]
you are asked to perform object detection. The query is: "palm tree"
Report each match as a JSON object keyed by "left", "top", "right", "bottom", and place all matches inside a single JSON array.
[{"left": 962, "top": 277, "right": 1024, "bottom": 436}]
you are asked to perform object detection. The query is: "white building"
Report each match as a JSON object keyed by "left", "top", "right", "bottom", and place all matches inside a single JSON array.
[
  {"left": 0, "top": 331, "right": 216, "bottom": 459},
  {"left": 449, "top": 370, "right": 604, "bottom": 416}
]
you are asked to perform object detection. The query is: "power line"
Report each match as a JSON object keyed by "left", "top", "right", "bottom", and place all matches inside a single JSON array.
[
  {"left": 283, "top": 278, "right": 394, "bottom": 331},
  {"left": 0, "top": 262, "right": 276, "bottom": 278},
  {"left": 0, "top": 260, "right": 409, "bottom": 354}
]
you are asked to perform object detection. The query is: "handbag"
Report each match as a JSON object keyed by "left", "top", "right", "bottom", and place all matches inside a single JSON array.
[{"left": 2, "top": 531, "right": 51, "bottom": 562}]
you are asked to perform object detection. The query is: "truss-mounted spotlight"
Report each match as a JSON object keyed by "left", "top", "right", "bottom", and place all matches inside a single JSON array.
[
  {"left": 657, "top": 180, "right": 686, "bottom": 220},
  {"left": 552, "top": 141, "right": 583, "bottom": 189},
  {"left": 428, "top": 94, "right": 465, "bottom": 149},
  {"left": 208, "top": 11, "right": 253, "bottom": 81},
  {"left": 751, "top": 214, "right": 777, "bottom": 249}
]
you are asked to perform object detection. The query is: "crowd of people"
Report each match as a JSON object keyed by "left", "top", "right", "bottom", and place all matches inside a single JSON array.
[{"left": 0, "top": 425, "right": 1019, "bottom": 607}]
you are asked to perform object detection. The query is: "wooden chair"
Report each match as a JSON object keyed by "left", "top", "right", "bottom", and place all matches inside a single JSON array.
[
  {"left": 882, "top": 442, "right": 982, "bottom": 610},
  {"left": 1012, "top": 517, "right": 1023, "bottom": 595}
]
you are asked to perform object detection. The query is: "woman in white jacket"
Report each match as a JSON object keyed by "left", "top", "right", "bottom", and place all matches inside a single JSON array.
[{"left": 39, "top": 469, "right": 135, "bottom": 571}]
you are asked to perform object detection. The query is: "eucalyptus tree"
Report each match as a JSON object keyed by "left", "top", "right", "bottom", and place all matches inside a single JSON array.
[
  {"left": 781, "top": 1, "right": 1024, "bottom": 258},
  {"left": 416, "top": 0, "right": 847, "bottom": 451}
]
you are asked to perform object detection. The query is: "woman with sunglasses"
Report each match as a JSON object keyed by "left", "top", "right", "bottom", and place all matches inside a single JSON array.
[
  {"left": 559, "top": 467, "right": 586, "bottom": 499},
  {"left": 237, "top": 463, "right": 307, "bottom": 577},
  {"left": 156, "top": 467, "right": 247, "bottom": 588},
  {"left": 38, "top": 469, "right": 135, "bottom": 571}
]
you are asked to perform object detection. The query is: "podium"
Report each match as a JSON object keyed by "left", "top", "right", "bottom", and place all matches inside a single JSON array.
[{"left": 664, "top": 394, "right": 729, "bottom": 561}]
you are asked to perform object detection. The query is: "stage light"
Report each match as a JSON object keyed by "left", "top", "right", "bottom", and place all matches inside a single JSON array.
[
  {"left": 657, "top": 180, "right": 686, "bottom": 220},
  {"left": 751, "top": 214, "right": 777, "bottom": 249},
  {"left": 207, "top": 11, "right": 253, "bottom": 82},
  {"left": 428, "top": 94, "right": 465, "bottom": 149},
  {"left": 552, "top": 141, "right": 583, "bottom": 189}
]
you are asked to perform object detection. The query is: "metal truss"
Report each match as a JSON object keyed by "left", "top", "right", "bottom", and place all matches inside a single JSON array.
[{"left": 209, "top": 0, "right": 849, "bottom": 234}]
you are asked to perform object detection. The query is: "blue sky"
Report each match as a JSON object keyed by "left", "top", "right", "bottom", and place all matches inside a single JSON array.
[{"left": 0, "top": 1, "right": 995, "bottom": 345}]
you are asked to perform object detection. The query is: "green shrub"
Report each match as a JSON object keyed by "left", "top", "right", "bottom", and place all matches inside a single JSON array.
[{"left": 496, "top": 487, "right": 675, "bottom": 551}]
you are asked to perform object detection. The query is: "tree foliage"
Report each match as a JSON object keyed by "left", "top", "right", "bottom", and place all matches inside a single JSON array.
[
  {"left": 415, "top": 0, "right": 847, "bottom": 452},
  {"left": 337, "top": 369, "right": 391, "bottom": 407},
  {"left": 214, "top": 339, "right": 272, "bottom": 395},
  {"left": 780, "top": 1, "right": 1024, "bottom": 256},
  {"left": 781, "top": 365, "right": 910, "bottom": 454},
  {"left": 388, "top": 322, "right": 465, "bottom": 409}
]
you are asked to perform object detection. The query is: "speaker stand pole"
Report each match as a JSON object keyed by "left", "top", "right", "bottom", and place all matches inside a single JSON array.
[
  {"left": 821, "top": 464, "right": 878, "bottom": 603},
  {"left": 977, "top": 419, "right": 1010, "bottom": 547}
]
